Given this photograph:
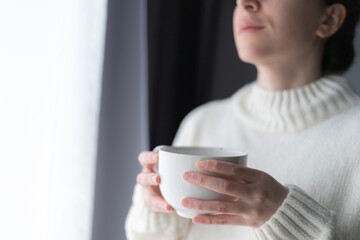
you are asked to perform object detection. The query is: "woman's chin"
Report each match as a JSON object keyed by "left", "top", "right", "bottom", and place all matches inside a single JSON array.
[
  {"left": 238, "top": 53, "right": 261, "bottom": 65},
  {"left": 237, "top": 47, "right": 271, "bottom": 66}
]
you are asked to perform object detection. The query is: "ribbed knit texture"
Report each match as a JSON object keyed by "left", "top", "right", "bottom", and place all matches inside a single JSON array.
[
  {"left": 232, "top": 75, "right": 360, "bottom": 133},
  {"left": 125, "top": 184, "right": 191, "bottom": 240},
  {"left": 125, "top": 75, "right": 360, "bottom": 240},
  {"left": 254, "top": 185, "right": 337, "bottom": 239}
]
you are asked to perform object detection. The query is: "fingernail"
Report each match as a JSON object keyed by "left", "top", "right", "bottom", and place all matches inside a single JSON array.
[
  {"left": 198, "top": 160, "right": 207, "bottom": 168},
  {"left": 183, "top": 172, "right": 192, "bottom": 181},
  {"left": 166, "top": 204, "right": 174, "bottom": 211},
  {"left": 162, "top": 203, "right": 172, "bottom": 211},
  {"left": 152, "top": 153, "right": 158, "bottom": 162},
  {"left": 152, "top": 175, "right": 159, "bottom": 184}
]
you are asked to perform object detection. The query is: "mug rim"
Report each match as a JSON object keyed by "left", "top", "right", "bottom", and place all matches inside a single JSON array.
[{"left": 157, "top": 145, "right": 247, "bottom": 158}]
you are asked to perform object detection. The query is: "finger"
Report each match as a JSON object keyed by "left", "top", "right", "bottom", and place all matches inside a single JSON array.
[
  {"left": 181, "top": 198, "right": 249, "bottom": 215},
  {"left": 192, "top": 214, "right": 253, "bottom": 226},
  {"left": 137, "top": 172, "right": 160, "bottom": 186},
  {"left": 138, "top": 151, "right": 158, "bottom": 169},
  {"left": 197, "top": 159, "right": 261, "bottom": 182},
  {"left": 183, "top": 172, "right": 251, "bottom": 198},
  {"left": 143, "top": 187, "right": 174, "bottom": 213}
]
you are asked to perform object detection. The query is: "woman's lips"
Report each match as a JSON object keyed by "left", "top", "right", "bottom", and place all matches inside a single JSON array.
[
  {"left": 241, "top": 26, "right": 264, "bottom": 34},
  {"left": 239, "top": 21, "right": 264, "bottom": 34}
]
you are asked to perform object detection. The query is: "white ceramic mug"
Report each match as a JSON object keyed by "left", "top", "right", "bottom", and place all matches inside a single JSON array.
[{"left": 154, "top": 146, "right": 247, "bottom": 218}]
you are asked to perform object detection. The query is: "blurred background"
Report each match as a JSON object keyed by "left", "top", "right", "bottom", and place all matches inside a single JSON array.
[{"left": 0, "top": 0, "right": 359, "bottom": 240}]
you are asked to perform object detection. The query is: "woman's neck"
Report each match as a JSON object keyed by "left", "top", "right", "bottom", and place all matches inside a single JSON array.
[
  {"left": 255, "top": 49, "right": 323, "bottom": 91},
  {"left": 256, "top": 68, "right": 322, "bottom": 91}
]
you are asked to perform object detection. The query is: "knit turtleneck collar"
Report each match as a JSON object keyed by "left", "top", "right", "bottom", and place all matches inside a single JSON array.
[{"left": 231, "top": 75, "right": 360, "bottom": 133}]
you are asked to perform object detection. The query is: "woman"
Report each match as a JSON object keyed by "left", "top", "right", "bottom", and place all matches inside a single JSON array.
[{"left": 126, "top": 0, "right": 360, "bottom": 239}]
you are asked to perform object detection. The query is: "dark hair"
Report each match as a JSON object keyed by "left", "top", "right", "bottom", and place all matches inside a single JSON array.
[{"left": 322, "top": 0, "right": 360, "bottom": 75}]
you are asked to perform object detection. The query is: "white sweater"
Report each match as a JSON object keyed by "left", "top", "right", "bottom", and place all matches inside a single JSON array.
[{"left": 125, "top": 75, "right": 360, "bottom": 240}]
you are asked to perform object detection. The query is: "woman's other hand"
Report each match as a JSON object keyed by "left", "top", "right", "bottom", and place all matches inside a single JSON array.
[
  {"left": 136, "top": 151, "right": 174, "bottom": 213},
  {"left": 181, "top": 159, "right": 289, "bottom": 227}
]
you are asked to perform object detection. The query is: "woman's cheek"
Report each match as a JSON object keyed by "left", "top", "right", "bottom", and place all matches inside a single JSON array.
[{"left": 232, "top": 7, "right": 241, "bottom": 35}]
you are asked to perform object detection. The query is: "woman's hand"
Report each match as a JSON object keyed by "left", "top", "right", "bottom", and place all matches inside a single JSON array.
[
  {"left": 136, "top": 151, "right": 174, "bottom": 213},
  {"left": 181, "top": 159, "right": 289, "bottom": 228}
]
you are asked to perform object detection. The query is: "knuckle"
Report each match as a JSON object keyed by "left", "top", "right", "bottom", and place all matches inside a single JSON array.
[
  {"left": 214, "top": 161, "right": 222, "bottom": 171},
  {"left": 233, "top": 166, "right": 242, "bottom": 176},
  {"left": 207, "top": 160, "right": 215, "bottom": 170},
  {"left": 220, "top": 180, "right": 232, "bottom": 193},
  {"left": 217, "top": 202, "right": 228, "bottom": 213},
  {"left": 199, "top": 175, "right": 206, "bottom": 185},
  {"left": 215, "top": 217, "right": 228, "bottom": 225},
  {"left": 196, "top": 202, "right": 203, "bottom": 211}
]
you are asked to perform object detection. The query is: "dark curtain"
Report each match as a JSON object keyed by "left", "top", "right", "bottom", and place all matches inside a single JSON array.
[{"left": 147, "top": 0, "right": 256, "bottom": 149}]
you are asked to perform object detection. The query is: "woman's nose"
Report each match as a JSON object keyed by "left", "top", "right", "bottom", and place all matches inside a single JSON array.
[{"left": 238, "top": 0, "right": 260, "bottom": 12}]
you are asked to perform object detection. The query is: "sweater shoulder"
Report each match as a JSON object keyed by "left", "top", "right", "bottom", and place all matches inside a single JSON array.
[
  {"left": 328, "top": 103, "right": 360, "bottom": 155},
  {"left": 336, "top": 102, "right": 360, "bottom": 130},
  {"left": 187, "top": 98, "right": 232, "bottom": 121},
  {"left": 172, "top": 98, "right": 232, "bottom": 146}
]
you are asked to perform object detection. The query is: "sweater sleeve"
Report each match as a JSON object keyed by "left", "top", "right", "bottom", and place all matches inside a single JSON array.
[
  {"left": 254, "top": 185, "right": 341, "bottom": 240},
  {"left": 124, "top": 184, "right": 191, "bottom": 240},
  {"left": 124, "top": 114, "right": 196, "bottom": 240}
]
